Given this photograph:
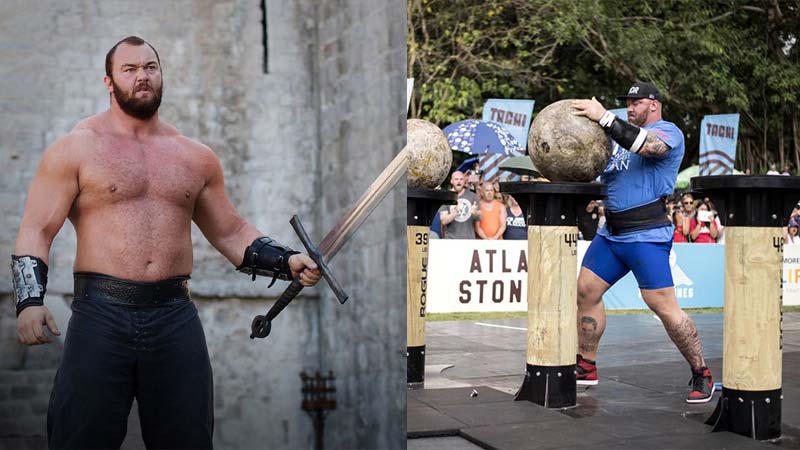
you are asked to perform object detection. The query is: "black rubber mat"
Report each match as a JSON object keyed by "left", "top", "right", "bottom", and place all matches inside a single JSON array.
[{"left": 409, "top": 373, "right": 789, "bottom": 449}]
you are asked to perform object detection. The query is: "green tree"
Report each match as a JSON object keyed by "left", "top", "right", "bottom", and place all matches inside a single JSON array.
[{"left": 408, "top": 0, "right": 800, "bottom": 173}]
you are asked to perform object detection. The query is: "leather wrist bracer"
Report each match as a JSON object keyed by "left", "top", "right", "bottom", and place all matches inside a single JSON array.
[
  {"left": 599, "top": 110, "right": 648, "bottom": 154},
  {"left": 237, "top": 237, "right": 300, "bottom": 287},
  {"left": 11, "top": 255, "right": 48, "bottom": 317}
]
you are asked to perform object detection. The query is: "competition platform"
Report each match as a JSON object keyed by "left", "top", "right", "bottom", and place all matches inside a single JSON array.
[{"left": 407, "top": 313, "right": 800, "bottom": 450}]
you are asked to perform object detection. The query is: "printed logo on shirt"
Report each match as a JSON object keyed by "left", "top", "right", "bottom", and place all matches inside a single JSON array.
[
  {"left": 506, "top": 216, "right": 525, "bottom": 227},
  {"left": 653, "top": 128, "right": 669, "bottom": 143},
  {"left": 605, "top": 142, "right": 631, "bottom": 172},
  {"left": 454, "top": 198, "right": 474, "bottom": 223}
]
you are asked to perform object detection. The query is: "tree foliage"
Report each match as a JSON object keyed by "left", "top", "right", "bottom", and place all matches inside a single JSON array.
[{"left": 408, "top": 0, "right": 800, "bottom": 173}]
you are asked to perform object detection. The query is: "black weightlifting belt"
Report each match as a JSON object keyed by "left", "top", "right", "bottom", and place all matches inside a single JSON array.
[
  {"left": 74, "top": 272, "right": 191, "bottom": 305},
  {"left": 605, "top": 199, "right": 670, "bottom": 236}
]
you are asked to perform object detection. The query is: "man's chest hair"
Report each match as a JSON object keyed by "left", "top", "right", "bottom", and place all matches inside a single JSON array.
[{"left": 77, "top": 141, "right": 206, "bottom": 206}]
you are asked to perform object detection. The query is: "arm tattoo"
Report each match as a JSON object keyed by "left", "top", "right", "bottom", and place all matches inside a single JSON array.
[
  {"left": 663, "top": 315, "right": 705, "bottom": 369},
  {"left": 637, "top": 132, "right": 670, "bottom": 158},
  {"left": 579, "top": 316, "right": 599, "bottom": 354}
]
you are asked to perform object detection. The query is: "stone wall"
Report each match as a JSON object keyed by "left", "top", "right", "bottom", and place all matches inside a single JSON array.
[{"left": 0, "top": 1, "right": 405, "bottom": 448}]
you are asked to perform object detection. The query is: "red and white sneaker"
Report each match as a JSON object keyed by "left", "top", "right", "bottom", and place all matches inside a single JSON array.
[
  {"left": 576, "top": 354, "right": 598, "bottom": 386},
  {"left": 686, "top": 367, "right": 715, "bottom": 404}
]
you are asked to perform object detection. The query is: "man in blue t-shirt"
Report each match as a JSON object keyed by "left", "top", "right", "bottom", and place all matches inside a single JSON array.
[{"left": 571, "top": 82, "right": 714, "bottom": 404}]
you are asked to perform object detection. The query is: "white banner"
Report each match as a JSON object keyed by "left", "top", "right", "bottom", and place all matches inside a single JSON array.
[
  {"left": 427, "top": 239, "right": 528, "bottom": 313},
  {"left": 784, "top": 244, "right": 800, "bottom": 305},
  {"left": 429, "top": 240, "right": 796, "bottom": 313}
]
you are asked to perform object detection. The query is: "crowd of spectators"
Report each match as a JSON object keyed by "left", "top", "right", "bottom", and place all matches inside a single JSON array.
[
  {"left": 431, "top": 170, "right": 529, "bottom": 240},
  {"left": 667, "top": 192, "right": 723, "bottom": 244},
  {"left": 428, "top": 170, "right": 800, "bottom": 247}
]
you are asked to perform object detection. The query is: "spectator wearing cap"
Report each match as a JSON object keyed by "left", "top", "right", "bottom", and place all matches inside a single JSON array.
[{"left": 787, "top": 218, "right": 800, "bottom": 245}]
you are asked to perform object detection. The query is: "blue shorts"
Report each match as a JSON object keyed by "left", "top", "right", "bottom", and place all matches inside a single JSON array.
[{"left": 581, "top": 235, "right": 673, "bottom": 289}]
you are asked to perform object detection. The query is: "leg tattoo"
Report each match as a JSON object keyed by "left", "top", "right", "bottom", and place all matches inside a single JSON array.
[
  {"left": 579, "top": 316, "right": 599, "bottom": 354},
  {"left": 664, "top": 315, "right": 705, "bottom": 369}
]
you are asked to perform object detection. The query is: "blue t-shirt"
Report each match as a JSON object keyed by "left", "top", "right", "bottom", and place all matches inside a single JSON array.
[{"left": 597, "top": 119, "right": 684, "bottom": 243}]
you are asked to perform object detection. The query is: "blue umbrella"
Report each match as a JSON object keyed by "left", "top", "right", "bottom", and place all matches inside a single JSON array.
[
  {"left": 456, "top": 156, "right": 480, "bottom": 173},
  {"left": 443, "top": 120, "right": 524, "bottom": 156},
  {"left": 444, "top": 120, "right": 524, "bottom": 182}
]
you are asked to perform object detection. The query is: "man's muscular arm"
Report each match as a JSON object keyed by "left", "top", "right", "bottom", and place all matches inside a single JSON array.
[
  {"left": 191, "top": 147, "right": 320, "bottom": 286},
  {"left": 14, "top": 134, "right": 83, "bottom": 345},
  {"left": 637, "top": 132, "right": 670, "bottom": 158},
  {"left": 571, "top": 98, "right": 671, "bottom": 158}
]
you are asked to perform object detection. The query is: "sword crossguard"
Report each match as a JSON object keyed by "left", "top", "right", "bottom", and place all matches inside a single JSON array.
[
  {"left": 249, "top": 215, "right": 348, "bottom": 339},
  {"left": 290, "top": 215, "right": 348, "bottom": 304}
]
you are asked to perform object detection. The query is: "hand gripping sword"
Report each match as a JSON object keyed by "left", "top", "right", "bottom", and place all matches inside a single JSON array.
[{"left": 250, "top": 148, "right": 409, "bottom": 339}]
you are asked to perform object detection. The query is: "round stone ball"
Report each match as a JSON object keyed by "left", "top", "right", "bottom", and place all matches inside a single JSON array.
[
  {"left": 528, "top": 100, "right": 611, "bottom": 182},
  {"left": 407, "top": 119, "right": 453, "bottom": 188}
]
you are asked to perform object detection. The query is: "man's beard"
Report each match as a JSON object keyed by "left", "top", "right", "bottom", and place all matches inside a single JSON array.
[
  {"left": 627, "top": 113, "right": 643, "bottom": 127},
  {"left": 112, "top": 78, "right": 163, "bottom": 120}
]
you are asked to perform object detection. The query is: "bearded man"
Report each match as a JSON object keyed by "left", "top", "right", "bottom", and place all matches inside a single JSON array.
[{"left": 13, "top": 36, "right": 321, "bottom": 449}]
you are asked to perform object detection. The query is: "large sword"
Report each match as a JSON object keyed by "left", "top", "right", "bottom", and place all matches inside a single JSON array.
[{"left": 250, "top": 148, "right": 409, "bottom": 339}]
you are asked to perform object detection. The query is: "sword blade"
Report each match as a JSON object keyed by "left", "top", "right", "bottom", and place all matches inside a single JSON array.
[{"left": 318, "top": 147, "right": 408, "bottom": 261}]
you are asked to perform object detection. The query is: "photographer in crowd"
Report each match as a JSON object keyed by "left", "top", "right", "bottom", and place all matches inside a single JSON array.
[{"left": 682, "top": 193, "right": 718, "bottom": 243}]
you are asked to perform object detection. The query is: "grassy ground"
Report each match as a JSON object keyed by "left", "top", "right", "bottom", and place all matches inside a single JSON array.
[{"left": 427, "top": 306, "right": 800, "bottom": 322}]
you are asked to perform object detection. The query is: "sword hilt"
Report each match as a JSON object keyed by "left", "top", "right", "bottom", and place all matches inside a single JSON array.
[
  {"left": 250, "top": 215, "right": 348, "bottom": 339},
  {"left": 290, "top": 215, "right": 348, "bottom": 304}
]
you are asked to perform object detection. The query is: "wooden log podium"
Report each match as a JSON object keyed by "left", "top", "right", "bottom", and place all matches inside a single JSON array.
[
  {"left": 500, "top": 181, "right": 605, "bottom": 408},
  {"left": 407, "top": 187, "right": 456, "bottom": 388},
  {"left": 693, "top": 175, "right": 800, "bottom": 440}
]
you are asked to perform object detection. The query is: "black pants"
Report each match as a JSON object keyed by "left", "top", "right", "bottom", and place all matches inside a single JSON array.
[{"left": 47, "top": 273, "right": 214, "bottom": 450}]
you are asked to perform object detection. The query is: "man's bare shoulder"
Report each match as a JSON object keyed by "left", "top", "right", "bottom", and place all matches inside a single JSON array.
[
  {"left": 71, "top": 113, "right": 108, "bottom": 137},
  {"left": 174, "top": 134, "right": 220, "bottom": 164},
  {"left": 165, "top": 133, "right": 222, "bottom": 184},
  {"left": 40, "top": 115, "right": 106, "bottom": 165}
]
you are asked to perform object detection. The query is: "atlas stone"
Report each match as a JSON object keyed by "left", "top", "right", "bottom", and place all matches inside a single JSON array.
[
  {"left": 529, "top": 100, "right": 611, "bottom": 182},
  {"left": 406, "top": 119, "right": 452, "bottom": 189}
]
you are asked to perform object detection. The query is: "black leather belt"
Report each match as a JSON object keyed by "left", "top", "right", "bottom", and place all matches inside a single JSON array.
[
  {"left": 74, "top": 272, "right": 191, "bottom": 305},
  {"left": 605, "top": 198, "right": 671, "bottom": 236}
]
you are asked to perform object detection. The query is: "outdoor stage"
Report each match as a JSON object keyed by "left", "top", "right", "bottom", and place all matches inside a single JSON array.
[{"left": 408, "top": 313, "right": 800, "bottom": 450}]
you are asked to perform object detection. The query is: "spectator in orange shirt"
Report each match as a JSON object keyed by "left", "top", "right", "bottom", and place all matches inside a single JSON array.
[{"left": 475, "top": 182, "right": 507, "bottom": 240}]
